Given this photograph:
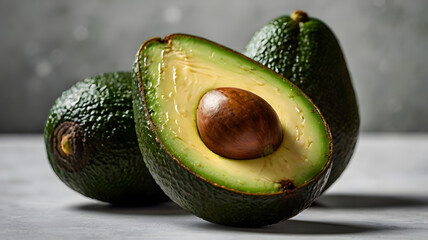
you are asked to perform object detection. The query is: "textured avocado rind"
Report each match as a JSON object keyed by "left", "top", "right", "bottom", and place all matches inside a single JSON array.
[
  {"left": 132, "top": 34, "right": 333, "bottom": 227},
  {"left": 44, "top": 72, "right": 168, "bottom": 205},
  {"left": 243, "top": 13, "right": 360, "bottom": 191}
]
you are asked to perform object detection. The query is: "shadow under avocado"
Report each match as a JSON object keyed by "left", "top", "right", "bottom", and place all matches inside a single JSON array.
[
  {"left": 71, "top": 201, "right": 189, "bottom": 216},
  {"left": 195, "top": 219, "right": 393, "bottom": 235},
  {"left": 313, "top": 193, "right": 428, "bottom": 209}
]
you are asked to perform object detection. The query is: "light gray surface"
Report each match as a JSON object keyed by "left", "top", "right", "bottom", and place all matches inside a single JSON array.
[
  {"left": 1, "top": 133, "right": 428, "bottom": 239},
  {"left": 1, "top": 0, "right": 428, "bottom": 133}
]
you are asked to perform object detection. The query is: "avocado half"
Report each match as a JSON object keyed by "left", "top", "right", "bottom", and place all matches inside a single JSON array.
[
  {"left": 132, "top": 34, "right": 333, "bottom": 227},
  {"left": 44, "top": 72, "right": 168, "bottom": 205},
  {"left": 243, "top": 10, "right": 360, "bottom": 191}
]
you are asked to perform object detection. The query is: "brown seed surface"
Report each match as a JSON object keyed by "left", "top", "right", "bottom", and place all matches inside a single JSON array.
[{"left": 196, "top": 87, "right": 283, "bottom": 160}]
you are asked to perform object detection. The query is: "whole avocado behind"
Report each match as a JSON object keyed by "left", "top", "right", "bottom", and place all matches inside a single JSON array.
[
  {"left": 243, "top": 10, "right": 360, "bottom": 191},
  {"left": 44, "top": 72, "right": 168, "bottom": 205}
]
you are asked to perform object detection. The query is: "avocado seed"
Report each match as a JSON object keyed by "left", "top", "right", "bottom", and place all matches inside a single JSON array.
[{"left": 196, "top": 87, "right": 283, "bottom": 160}]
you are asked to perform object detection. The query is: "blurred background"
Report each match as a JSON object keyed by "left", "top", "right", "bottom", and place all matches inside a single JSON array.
[{"left": 0, "top": 0, "right": 427, "bottom": 133}]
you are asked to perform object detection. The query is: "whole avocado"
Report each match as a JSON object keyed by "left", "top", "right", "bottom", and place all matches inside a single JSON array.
[
  {"left": 44, "top": 72, "right": 168, "bottom": 205},
  {"left": 243, "top": 10, "right": 359, "bottom": 191}
]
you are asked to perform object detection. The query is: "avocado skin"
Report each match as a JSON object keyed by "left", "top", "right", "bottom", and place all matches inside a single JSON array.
[
  {"left": 44, "top": 72, "right": 168, "bottom": 205},
  {"left": 243, "top": 15, "right": 359, "bottom": 191},
  {"left": 132, "top": 35, "right": 332, "bottom": 227}
]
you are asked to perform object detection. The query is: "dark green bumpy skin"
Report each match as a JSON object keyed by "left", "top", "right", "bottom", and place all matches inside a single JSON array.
[
  {"left": 44, "top": 72, "right": 168, "bottom": 205},
  {"left": 243, "top": 13, "right": 359, "bottom": 191},
  {"left": 132, "top": 35, "right": 332, "bottom": 227}
]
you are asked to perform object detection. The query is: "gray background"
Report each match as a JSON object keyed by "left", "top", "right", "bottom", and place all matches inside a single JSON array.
[{"left": 1, "top": 0, "right": 427, "bottom": 133}]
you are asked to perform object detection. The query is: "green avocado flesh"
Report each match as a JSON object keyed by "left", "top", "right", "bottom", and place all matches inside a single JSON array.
[
  {"left": 44, "top": 72, "right": 167, "bottom": 205},
  {"left": 243, "top": 11, "right": 359, "bottom": 191},
  {"left": 136, "top": 35, "right": 331, "bottom": 194}
]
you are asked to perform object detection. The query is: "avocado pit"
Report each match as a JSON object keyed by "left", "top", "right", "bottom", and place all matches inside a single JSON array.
[{"left": 196, "top": 87, "right": 283, "bottom": 160}]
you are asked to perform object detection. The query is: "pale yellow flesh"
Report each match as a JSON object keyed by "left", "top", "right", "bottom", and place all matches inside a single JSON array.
[{"left": 143, "top": 38, "right": 330, "bottom": 193}]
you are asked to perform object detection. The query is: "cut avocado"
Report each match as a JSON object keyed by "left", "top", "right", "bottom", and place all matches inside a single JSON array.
[
  {"left": 133, "top": 34, "right": 333, "bottom": 227},
  {"left": 243, "top": 10, "right": 359, "bottom": 191},
  {"left": 44, "top": 72, "right": 168, "bottom": 205}
]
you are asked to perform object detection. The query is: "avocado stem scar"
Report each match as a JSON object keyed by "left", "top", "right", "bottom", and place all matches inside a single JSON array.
[
  {"left": 60, "top": 134, "right": 73, "bottom": 156},
  {"left": 291, "top": 10, "right": 309, "bottom": 23},
  {"left": 51, "top": 121, "right": 88, "bottom": 172}
]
